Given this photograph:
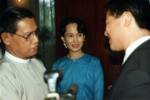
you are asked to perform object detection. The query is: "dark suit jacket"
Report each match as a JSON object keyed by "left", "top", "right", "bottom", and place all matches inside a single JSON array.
[{"left": 109, "top": 40, "right": 150, "bottom": 100}]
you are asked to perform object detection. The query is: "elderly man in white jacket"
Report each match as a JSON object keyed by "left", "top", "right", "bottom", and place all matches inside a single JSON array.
[{"left": 0, "top": 7, "right": 48, "bottom": 100}]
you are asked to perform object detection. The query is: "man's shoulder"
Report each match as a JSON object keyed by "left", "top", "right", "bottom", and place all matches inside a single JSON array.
[
  {"left": 0, "top": 59, "right": 11, "bottom": 70},
  {"left": 0, "top": 60, "right": 16, "bottom": 79},
  {"left": 31, "top": 58, "right": 44, "bottom": 65},
  {"left": 137, "top": 39, "right": 150, "bottom": 50},
  {"left": 30, "top": 58, "right": 46, "bottom": 72}
]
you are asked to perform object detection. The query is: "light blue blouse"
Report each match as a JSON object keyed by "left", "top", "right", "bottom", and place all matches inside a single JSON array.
[{"left": 52, "top": 54, "right": 104, "bottom": 100}]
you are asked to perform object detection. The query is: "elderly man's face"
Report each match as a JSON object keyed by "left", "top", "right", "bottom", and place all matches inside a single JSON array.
[{"left": 2, "top": 18, "right": 39, "bottom": 59}]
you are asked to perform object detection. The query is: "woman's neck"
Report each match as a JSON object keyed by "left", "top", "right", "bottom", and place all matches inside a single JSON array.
[{"left": 67, "top": 51, "right": 84, "bottom": 60}]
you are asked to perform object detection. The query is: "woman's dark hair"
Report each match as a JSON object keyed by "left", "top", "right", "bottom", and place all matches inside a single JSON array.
[{"left": 59, "top": 17, "right": 87, "bottom": 36}]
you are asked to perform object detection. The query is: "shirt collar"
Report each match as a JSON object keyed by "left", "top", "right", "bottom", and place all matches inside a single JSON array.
[
  {"left": 4, "top": 51, "right": 30, "bottom": 63},
  {"left": 123, "top": 36, "right": 150, "bottom": 64}
]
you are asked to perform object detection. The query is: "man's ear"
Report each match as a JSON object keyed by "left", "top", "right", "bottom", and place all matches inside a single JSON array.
[
  {"left": 61, "top": 36, "right": 65, "bottom": 42},
  {"left": 122, "top": 11, "right": 133, "bottom": 27},
  {"left": 1, "top": 32, "right": 11, "bottom": 45}
]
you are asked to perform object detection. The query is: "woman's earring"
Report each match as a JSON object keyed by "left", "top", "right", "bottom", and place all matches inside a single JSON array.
[{"left": 63, "top": 42, "right": 67, "bottom": 48}]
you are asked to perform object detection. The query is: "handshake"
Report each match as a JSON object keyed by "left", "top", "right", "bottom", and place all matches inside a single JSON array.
[{"left": 44, "top": 69, "right": 78, "bottom": 100}]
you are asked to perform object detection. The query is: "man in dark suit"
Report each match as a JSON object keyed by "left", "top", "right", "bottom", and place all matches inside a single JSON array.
[{"left": 104, "top": 0, "right": 150, "bottom": 100}]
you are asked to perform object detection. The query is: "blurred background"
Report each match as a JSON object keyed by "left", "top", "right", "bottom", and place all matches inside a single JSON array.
[{"left": 0, "top": 0, "right": 124, "bottom": 98}]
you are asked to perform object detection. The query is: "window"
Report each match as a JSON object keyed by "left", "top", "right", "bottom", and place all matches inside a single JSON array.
[
  {"left": 38, "top": 0, "right": 56, "bottom": 68},
  {"left": 39, "top": 0, "right": 55, "bottom": 37}
]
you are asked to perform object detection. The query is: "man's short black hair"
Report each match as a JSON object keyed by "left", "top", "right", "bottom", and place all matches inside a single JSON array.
[
  {"left": 106, "top": 0, "right": 150, "bottom": 30},
  {"left": 0, "top": 7, "right": 36, "bottom": 34}
]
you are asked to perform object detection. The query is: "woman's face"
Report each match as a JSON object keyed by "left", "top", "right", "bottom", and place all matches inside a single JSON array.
[{"left": 61, "top": 23, "right": 85, "bottom": 53}]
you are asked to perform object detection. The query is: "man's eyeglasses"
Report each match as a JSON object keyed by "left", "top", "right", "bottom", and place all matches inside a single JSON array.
[{"left": 14, "top": 31, "right": 39, "bottom": 41}]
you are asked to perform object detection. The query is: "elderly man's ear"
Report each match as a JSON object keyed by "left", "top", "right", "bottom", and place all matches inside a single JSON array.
[{"left": 1, "top": 32, "right": 11, "bottom": 45}]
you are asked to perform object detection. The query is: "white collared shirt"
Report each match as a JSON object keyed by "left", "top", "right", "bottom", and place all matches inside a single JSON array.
[
  {"left": 0, "top": 51, "right": 48, "bottom": 100},
  {"left": 4, "top": 51, "right": 30, "bottom": 63},
  {"left": 123, "top": 36, "right": 150, "bottom": 64}
]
